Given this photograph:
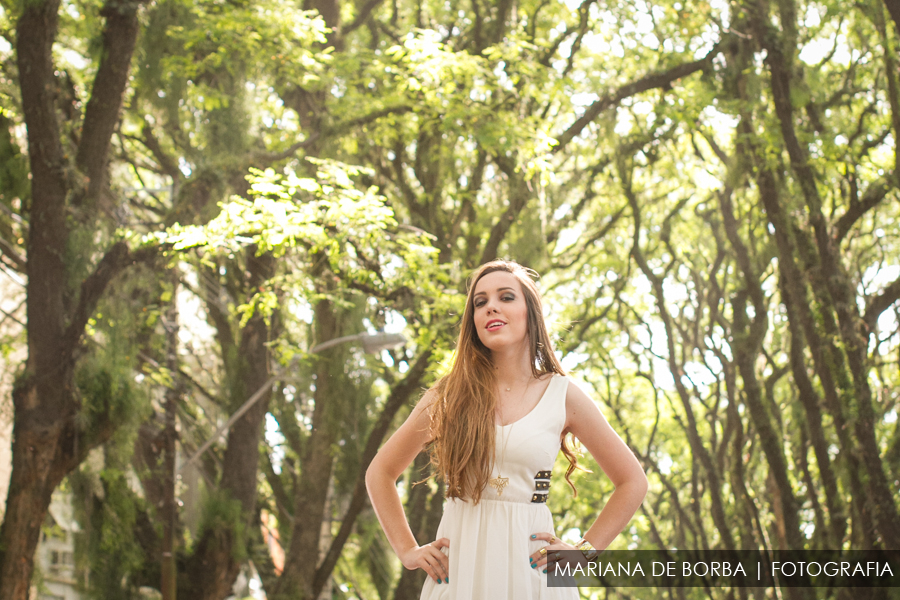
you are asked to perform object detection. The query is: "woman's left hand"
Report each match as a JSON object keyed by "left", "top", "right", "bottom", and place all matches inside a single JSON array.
[{"left": 527, "top": 532, "right": 581, "bottom": 571}]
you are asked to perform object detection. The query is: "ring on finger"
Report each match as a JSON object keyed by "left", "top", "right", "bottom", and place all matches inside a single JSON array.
[{"left": 538, "top": 547, "right": 547, "bottom": 556}]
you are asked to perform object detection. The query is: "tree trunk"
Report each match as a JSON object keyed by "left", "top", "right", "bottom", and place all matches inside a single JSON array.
[
  {"left": 161, "top": 281, "right": 181, "bottom": 600},
  {"left": 0, "top": 413, "right": 67, "bottom": 600},
  {"left": 882, "top": 0, "right": 900, "bottom": 39},
  {"left": 728, "top": 9, "right": 877, "bottom": 549},
  {"left": 719, "top": 179, "right": 805, "bottom": 551},
  {"left": 731, "top": 291, "right": 803, "bottom": 551},
  {"left": 182, "top": 252, "right": 276, "bottom": 599},
  {"left": 0, "top": 1, "right": 144, "bottom": 597},
  {"left": 273, "top": 296, "right": 340, "bottom": 600},
  {"left": 749, "top": 0, "right": 900, "bottom": 545},
  {"left": 623, "top": 163, "right": 735, "bottom": 551},
  {"left": 783, "top": 283, "right": 846, "bottom": 548},
  {"left": 392, "top": 457, "right": 444, "bottom": 600},
  {"left": 312, "top": 351, "right": 433, "bottom": 598}
]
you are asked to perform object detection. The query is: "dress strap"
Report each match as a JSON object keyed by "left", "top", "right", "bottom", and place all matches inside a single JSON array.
[{"left": 531, "top": 375, "right": 568, "bottom": 436}]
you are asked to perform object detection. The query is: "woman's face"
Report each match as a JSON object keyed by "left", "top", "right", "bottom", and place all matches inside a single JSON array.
[{"left": 471, "top": 271, "right": 529, "bottom": 351}]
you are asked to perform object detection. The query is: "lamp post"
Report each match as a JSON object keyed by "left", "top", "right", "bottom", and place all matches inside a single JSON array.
[
  {"left": 180, "top": 331, "right": 407, "bottom": 472},
  {"left": 308, "top": 331, "right": 407, "bottom": 355},
  {"left": 162, "top": 330, "right": 406, "bottom": 600}
]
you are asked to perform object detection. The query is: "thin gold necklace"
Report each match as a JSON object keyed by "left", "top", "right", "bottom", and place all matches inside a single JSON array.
[
  {"left": 489, "top": 422, "right": 514, "bottom": 496},
  {"left": 489, "top": 377, "right": 532, "bottom": 497}
]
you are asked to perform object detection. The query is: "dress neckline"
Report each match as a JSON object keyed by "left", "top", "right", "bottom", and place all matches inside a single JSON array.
[{"left": 496, "top": 374, "right": 558, "bottom": 428}]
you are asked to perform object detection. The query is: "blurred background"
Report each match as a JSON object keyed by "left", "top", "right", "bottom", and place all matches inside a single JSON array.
[{"left": 1, "top": 0, "right": 899, "bottom": 598}]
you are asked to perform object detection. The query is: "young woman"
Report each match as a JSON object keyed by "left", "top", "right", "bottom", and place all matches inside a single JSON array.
[{"left": 366, "top": 260, "right": 648, "bottom": 599}]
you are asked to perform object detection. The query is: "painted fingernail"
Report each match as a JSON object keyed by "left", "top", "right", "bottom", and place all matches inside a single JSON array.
[
  {"left": 543, "top": 568, "right": 547, "bottom": 573},
  {"left": 531, "top": 534, "right": 537, "bottom": 539},
  {"left": 437, "top": 579, "right": 441, "bottom": 584},
  {"left": 445, "top": 578, "right": 449, "bottom": 583}
]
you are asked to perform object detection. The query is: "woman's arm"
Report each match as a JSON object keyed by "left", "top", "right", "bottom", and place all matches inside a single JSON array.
[
  {"left": 564, "top": 379, "right": 649, "bottom": 551},
  {"left": 365, "top": 389, "right": 450, "bottom": 584}
]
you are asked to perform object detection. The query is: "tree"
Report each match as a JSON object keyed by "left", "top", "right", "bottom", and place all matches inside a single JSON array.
[
  {"left": 1, "top": 1, "right": 152, "bottom": 597},
  {"left": 543, "top": 0, "right": 900, "bottom": 567},
  {"left": 4, "top": 0, "right": 900, "bottom": 598}
]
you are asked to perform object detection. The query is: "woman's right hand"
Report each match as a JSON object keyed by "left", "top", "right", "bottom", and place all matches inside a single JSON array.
[{"left": 400, "top": 538, "right": 450, "bottom": 584}]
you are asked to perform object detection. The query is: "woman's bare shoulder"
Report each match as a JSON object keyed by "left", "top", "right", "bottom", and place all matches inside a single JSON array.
[{"left": 414, "top": 386, "right": 440, "bottom": 418}]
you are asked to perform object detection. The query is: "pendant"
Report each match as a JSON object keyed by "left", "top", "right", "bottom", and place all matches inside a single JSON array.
[{"left": 489, "top": 476, "right": 509, "bottom": 496}]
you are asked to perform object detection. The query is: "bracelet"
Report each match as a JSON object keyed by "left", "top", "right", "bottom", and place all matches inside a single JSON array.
[{"left": 575, "top": 539, "right": 599, "bottom": 561}]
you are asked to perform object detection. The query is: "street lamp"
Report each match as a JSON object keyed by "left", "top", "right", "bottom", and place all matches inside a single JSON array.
[
  {"left": 180, "top": 331, "right": 407, "bottom": 472},
  {"left": 309, "top": 331, "right": 406, "bottom": 354}
]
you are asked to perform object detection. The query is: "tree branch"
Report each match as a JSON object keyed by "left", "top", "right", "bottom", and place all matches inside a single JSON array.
[
  {"left": 62, "top": 242, "right": 157, "bottom": 355},
  {"left": 0, "top": 299, "right": 25, "bottom": 329},
  {"left": 74, "top": 0, "right": 146, "bottom": 207},
  {"left": 833, "top": 178, "right": 891, "bottom": 243},
  {"left": 138, "top": 123, "right": 180, "bottom": 179},
  {"left": 327, "top": 105, "right": 413, "bottom": 138},
  {"left": 864, "top": 276, "right": 900, "bottom": 332},
  {"left": 884, "top": 0, "right": 900, "bottom": 39},
  {"left": 344, "top": 0, "right": 385, "bottom": 34},
  {"left": 251, "top": 132, "right": 322, "bottom": 165},
  {"left": 0, "top": 234, "right": 25, "bottom": 272},
  {"left": 479, "top": 155, "right": 531, "bottom": 264},
  {"left": 554, "top": 41, "right": 724, "bottom": 152}
]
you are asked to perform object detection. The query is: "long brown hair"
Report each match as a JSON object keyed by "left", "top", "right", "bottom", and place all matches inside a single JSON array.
[{"left": 427, "top": 260, "right": 581, "bottom": 503}]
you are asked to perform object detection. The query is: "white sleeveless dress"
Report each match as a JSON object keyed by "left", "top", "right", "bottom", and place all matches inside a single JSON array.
[{"left": 420, "top": 374, "right": 580, "bottom": 600}]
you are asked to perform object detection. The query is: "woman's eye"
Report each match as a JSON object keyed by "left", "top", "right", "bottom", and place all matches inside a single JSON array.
[
  {"left": 502, "top": 295, "right": 515, "bottom": 301},
  {"left": 474, "top": 299, "right": 485, "bottom": 308}
]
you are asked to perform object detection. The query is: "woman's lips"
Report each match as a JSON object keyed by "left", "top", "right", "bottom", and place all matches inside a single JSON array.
[{"left": 485, "top": 320, "right": 506, "bottom": 331}]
